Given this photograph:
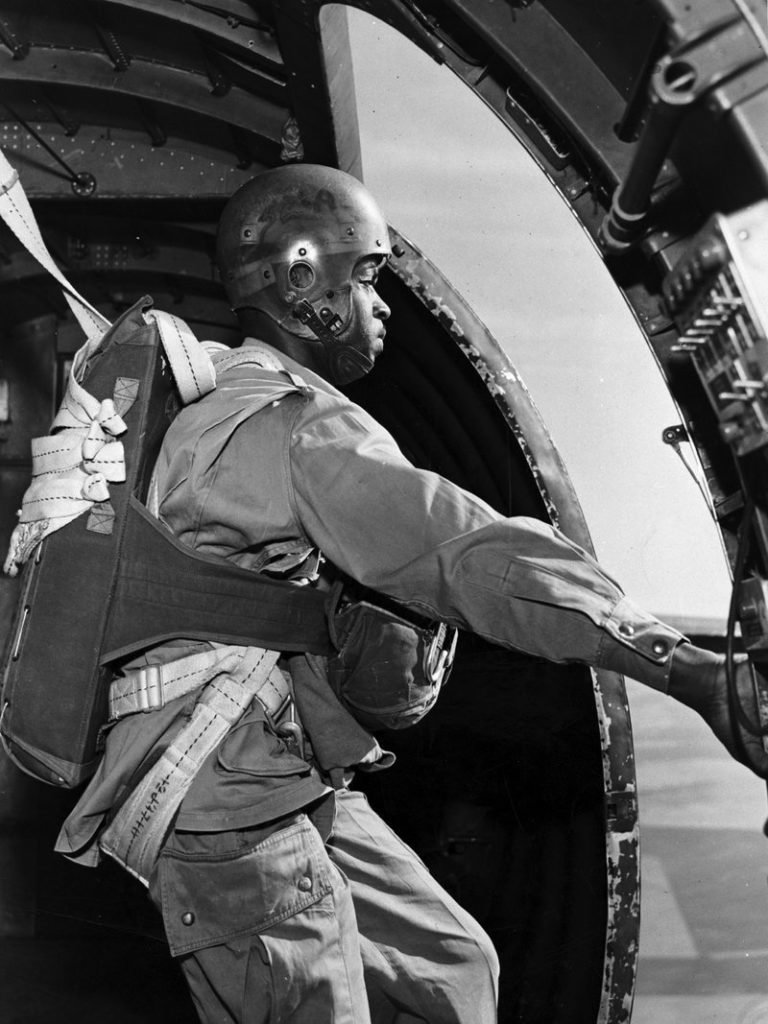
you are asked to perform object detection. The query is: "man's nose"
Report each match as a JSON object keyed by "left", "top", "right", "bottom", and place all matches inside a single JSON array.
[{"left": 374, "top": 291, "right": 391, "bottom": 320}]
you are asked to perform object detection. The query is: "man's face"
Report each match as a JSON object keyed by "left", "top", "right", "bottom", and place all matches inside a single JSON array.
[{"left": 339, "top": 256, "right": 391, "bottom": 372}]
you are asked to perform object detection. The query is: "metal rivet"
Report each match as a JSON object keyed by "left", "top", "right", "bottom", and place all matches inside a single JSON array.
[
  {"left": 243, "top": 228, "right": 252, "bottom": 239},
  {"left": 617, "top": 622, "right": 635, "bottom": 638},
  {"left": 651, "top": 640, "right": 669, "bottom": 657},
  {"left": 298, "top": 876, "right": 312, "bottom": 892},
  {"left": 298, "top": 247, "right": 307, "bottom": 256},
  {"left": 346, "top": 227, "right": 355, "bottom": 236},
  {"left": 181, "top": 912, "right": 195, "bottom": 926}
]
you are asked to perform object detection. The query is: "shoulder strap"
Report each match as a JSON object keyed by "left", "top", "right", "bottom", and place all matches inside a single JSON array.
[
  {"left": 0, "top": 149, "right": 215, "bottom": 402},
  {"left": 146, "top": 309, "right": 216, "bottom": 405},
  {"left": 212, "top": 342, "right": 310, "bottom": 392}
]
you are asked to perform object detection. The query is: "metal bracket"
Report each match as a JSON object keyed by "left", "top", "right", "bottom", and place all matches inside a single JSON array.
[{"left": 661, "top": 423, "right": 688, "bottom": 445}]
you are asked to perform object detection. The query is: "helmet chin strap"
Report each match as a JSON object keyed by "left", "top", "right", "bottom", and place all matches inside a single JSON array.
[
  {"left": 292, "top": 298, "right": 374, "bottom": 386},
  {"left": 328, "top": 345, "right": 375, "bottom": 385}
]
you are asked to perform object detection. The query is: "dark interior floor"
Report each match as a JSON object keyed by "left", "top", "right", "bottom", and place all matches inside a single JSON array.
[{"left": 1, "top": 936, "right": 196, "bottom": 1024}]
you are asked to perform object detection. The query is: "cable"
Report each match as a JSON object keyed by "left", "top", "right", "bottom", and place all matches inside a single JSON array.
[
  {"left": 668, "top": 437, "right": 721, "bottom": 523},
  {"left": 4, "top": 104, "right": 96, "bottom": 195},
  {"left": 724, "top": 491, "right": 768, "bottom": 740}
]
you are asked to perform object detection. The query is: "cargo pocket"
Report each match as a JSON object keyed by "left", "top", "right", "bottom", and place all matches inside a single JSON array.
[{"left": 153, "top": 816, "right": 333, "bottom": 956}]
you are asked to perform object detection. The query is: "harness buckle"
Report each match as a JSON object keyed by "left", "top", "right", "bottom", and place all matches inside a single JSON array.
[
  {"left": 273, "top": 698, "right": 306, "bottom": 760},
  {"left": 136, "top": 664, "right": 164, "bottom": 712},
  {"left": 425, "top": 622, "right": 459, "bottom": 687}
]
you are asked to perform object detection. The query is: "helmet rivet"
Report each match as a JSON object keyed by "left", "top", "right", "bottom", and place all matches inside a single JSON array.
[
  {"left": 376, "top": 239, "right": 381, "bottom": 246},
  {"left": 298, "top": 247, "right": 307, "bottom": 256},
  {"left": 264, "top": 269, "right": 270, "bottom": 278},
  {"left": 284, "top": 291, "right": 296, "bottom": 303},
  {"left": 243, "top": 229, "right": 252, "bottom": 239},
  {"left": 346, "top": 227, "right": 355, "bottom": 236}
]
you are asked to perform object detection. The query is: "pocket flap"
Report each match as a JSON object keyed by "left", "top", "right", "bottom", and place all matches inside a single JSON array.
[
  {"left": 217, "top": 705, "right": 310, "bottom": 778},
  {"left": 157, "top": 817, "right": 332, "bottom": 955}
]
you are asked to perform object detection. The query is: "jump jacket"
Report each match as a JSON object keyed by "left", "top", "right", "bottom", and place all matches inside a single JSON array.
[{"left": 56, "top": 339, "right": 684, "bottom": 863}]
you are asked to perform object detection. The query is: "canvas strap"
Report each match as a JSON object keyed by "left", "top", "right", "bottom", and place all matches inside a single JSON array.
[
  {"left": 107, "top": 644, "right": 290, "bottom": 721},
  {"left": 0, "top": 149, "right": 109, "bottom": 343},
  {"left": 100, "top": 645, "right": 285, "bottom": 886}
]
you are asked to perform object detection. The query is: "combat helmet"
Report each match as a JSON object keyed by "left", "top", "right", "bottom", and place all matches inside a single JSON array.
[{"left": 216, "top": 164, "right": 391, "bottom": 347}]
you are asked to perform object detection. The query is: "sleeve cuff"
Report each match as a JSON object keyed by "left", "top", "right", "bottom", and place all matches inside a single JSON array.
[{"left": 597, "top": 595, "right": 688, "bottom": 692}]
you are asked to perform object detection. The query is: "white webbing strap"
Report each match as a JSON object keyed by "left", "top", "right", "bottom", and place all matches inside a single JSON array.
[
  {"left": 146, "top": 309, "right": 216, "bottom": 405},
  {"left": 2, "top": 376, "right": 132, "bottom": 574},
  {"left": 214, "top": 343, "right": 287, "bottom": 374},
  {"left": 213, "top": 343, "right": 311, "bottom": 393},
  {"left": 108, "top": 644, "right": 290, "bottom": 722},
  {"left": 100, "top": 645, "right": 284, "bottom": 886},
  {"left": 0, "top": 150, "right": 109, "bottom": 344}
]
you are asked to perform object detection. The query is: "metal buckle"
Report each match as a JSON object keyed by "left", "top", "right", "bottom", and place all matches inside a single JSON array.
[
  {"left": 137, "top": 664, "right": 164, "bottom": 712},
  {"left": 424, "top": 623, "right": 459, "bottom": 686},
  {"left": 273, "top": 698, "right": 306, "bottom": 760}
]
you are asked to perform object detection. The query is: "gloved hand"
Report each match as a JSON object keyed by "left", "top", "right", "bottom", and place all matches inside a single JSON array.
[{"left": 669, "top": 641, "right": 768, "bottom": 780}]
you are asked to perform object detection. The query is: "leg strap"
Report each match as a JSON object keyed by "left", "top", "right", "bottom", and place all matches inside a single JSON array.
[{"left": 99, "top": 646, "right": 283, "bottom": 885}]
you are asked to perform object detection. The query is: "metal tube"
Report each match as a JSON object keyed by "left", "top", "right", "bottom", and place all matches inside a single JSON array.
[{"left": 600, "top": 54, "right": 700, "bottom": 253}]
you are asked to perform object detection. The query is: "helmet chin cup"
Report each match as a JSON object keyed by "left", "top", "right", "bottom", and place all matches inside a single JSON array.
[{"left": 329, "top": 345, "right": 375, "bottom": 386}]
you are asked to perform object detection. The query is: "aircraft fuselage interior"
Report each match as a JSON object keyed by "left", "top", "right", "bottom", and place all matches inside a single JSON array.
[{"left": 1, "top": 2, "right": 767, "bottom": 1021}]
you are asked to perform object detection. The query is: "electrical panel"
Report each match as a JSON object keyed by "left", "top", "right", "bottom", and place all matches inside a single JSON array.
[{"left": 664, "top": 201, "right": 768, "bottom": 458}]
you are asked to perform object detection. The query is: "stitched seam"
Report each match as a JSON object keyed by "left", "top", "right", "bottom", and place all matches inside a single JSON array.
[
  {"left": 123, "top": 715, "right": 220, "bottom": 859},
  {"left": 7, "top": 193, "right": 102, "bottom": 332},
  {"left": 285, "top": 397, "right": 315, "bottom": 553},
  {"left": 114, "top": 664, "right": 212, "bottom": 700},
  {"left": 33, "top": 463, "right": 82, "bottom": 477},
  {"left": 168, "top": 314, "right": 200, "bottom": 394}
]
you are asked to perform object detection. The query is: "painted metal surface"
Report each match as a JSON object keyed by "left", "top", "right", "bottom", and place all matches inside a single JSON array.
[{"left": 386, "top": 224, "right": 640, "bottom": 1023}]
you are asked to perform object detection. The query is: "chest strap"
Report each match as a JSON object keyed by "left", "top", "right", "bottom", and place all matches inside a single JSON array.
[{"left": 99, "top": 645, "right": 283, "bottom": 886}]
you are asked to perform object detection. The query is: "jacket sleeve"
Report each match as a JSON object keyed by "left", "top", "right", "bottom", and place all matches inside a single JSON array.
[{"left": 287, "top": 390, "right": 684, "bottom": 691}]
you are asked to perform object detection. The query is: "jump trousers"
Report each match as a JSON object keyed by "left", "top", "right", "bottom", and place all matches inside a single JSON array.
[{"left": 150, "top": 789, "right": 499, "bottom": 1024}]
